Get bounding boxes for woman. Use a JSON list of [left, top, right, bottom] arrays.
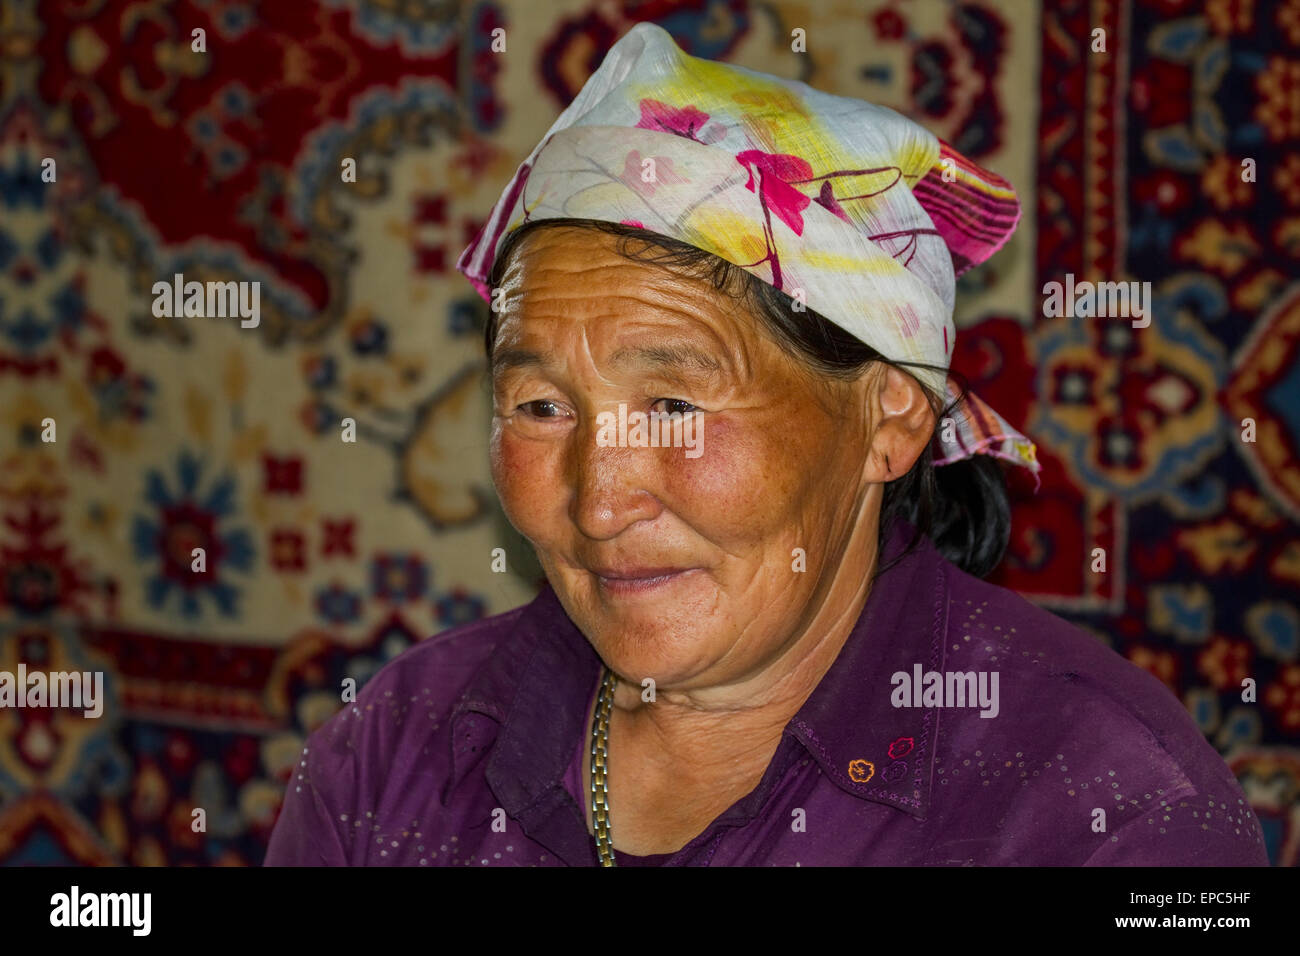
[[265, 23, 1267, 866]]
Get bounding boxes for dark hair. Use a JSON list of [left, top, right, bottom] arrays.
[[484, 218, 1011, 578]]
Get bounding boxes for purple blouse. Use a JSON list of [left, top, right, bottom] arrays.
[[264, 524, 1268, 866]]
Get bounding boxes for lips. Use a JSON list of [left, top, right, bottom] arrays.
[[588, 565, 699, 594], [589, 566, 691, 580]]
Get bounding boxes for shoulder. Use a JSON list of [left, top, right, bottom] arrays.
[[311, 602, 531, 759], [931, 559, 1267, 864], [287, 599, 537, 816], [360, 604, 528, 709], [942, 560, 1209, 775], [265, 602, 535, 864]]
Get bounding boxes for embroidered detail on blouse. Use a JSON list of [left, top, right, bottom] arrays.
[[848, 759, 875, 783], [888, 736, 915, 759], [883, 761, 908, 783]]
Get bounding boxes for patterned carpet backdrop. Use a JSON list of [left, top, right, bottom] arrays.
[[0, 0, 1296, 865]]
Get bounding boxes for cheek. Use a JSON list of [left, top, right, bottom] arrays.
[[663, 416, 812, 544], [490, 428, 563, 539]]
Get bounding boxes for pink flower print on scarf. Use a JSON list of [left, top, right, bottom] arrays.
[[814, 180, 852, 224], [896, 302, 922, 339], [735, 150, 815, 236], [634, 99, 725, 144], [619, 149, 685, 197]]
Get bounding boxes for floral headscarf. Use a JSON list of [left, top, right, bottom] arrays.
[[458, 22, 1038, 477]]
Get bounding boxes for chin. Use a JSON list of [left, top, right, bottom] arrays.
[[594, 624, 722, 689], [562, 581, 729, 687]]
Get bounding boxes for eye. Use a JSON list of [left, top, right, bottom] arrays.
[[651, 398, 699, 416], [517, 399, 567, 419]]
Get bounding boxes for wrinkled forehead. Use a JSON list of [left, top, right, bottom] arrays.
[[492, 227, 758, 356]]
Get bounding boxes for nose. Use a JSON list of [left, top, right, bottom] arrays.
[[567, 416, 664, 540]]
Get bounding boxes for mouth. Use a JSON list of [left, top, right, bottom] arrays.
[[589, 566, 700, 595]]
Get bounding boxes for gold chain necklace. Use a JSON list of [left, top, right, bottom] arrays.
[[590, 666, 617, 866]]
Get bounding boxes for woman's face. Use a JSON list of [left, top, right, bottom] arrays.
[[489, 225, 885, 691]]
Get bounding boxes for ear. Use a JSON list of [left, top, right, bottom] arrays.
[[863, 365, 937, 483]]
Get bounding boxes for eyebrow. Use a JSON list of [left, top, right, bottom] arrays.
[[609, 344, 723, 374], [490, 347, 545, 378], [490, 344, 724, 378]]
